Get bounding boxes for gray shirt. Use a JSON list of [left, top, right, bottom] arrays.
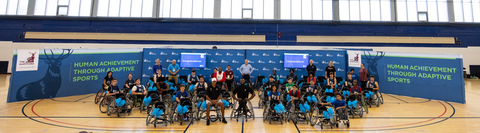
[[239, 64, 254, 74]]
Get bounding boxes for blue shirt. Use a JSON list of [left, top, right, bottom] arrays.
[[268, 91, 280, 100], [176, 91, 189, 99], [153, 64, 162, 75], [168, 64, 180, 75], [239, 64, 254, 74], [351, 73, 360, 82], [331, 100, 346, 109]]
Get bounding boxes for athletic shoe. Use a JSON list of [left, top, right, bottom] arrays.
[[206, 120, 210, 125], [222, 118, 227, 124]]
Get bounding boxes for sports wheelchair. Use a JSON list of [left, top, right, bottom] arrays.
[[230, 99, 255, 122], [263, 100, 287, 124], [171, 98, 196, 125], [146, 101, 171, 127], [106, 93, 132, 117]]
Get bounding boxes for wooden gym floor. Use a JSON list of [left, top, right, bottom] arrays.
[[0, 74, 479, 133]]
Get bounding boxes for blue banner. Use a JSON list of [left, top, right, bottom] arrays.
[[8, 49, 143, 102], [361, 51, 465, 103], [246, 50, 347, 83], [142, 48, 245, 84]]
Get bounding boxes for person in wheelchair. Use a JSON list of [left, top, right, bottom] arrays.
[[156, 77, 170, 96], [319, 94, 348, 120], [345, 72, 354, 89], [285, 77, 295, 92], [131, 79, 146, 106], [367, 75, 379, 91], [265, 76, 278, 90], [124, 73, 135, 92], [326, 72, 337, 89], [195, 77, 208, 93], [307, 80, 318, 96], [187, 70, 199, 85], [350, 80, 362, 96], [287, 69, 298, 84], [105, 78, 120, 97], [288, 85, 301, 109], [307, 72, 317, 83], [205, 78, 228, 125], [271, 70, 280, 84], [233, 78, 256, 115], [269, 85, 281, 103], [175, 85, 192, 120]]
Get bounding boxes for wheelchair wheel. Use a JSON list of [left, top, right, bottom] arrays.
[[310, 108, 319, 126], [94, 88, 105, 104], [98, 96, 108, 113], [379, 91, 384, 104], [106, 99, 116, 116], [361, 95, 369, 114], [263, 108, 268, 122], [374, 93, 380, 107]]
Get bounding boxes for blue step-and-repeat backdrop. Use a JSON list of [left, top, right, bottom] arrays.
[[141, 48, 246, 84], [245, 50, 347, 82]]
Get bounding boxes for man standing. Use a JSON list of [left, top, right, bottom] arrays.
[[239, 59, 254, 82], [153, 59, 163, 83], [225, 65, 234, 91], [306, 60, 317, 77], [168, 59, 180, 84], [205, 78, 228, 125], [232, 79, 256, 115]]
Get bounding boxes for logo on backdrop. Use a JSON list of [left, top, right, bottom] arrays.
[[253, 67, 259, 71], [280, 75, 286, 78], [332, 61, 339, 64], [274, 67, 281, 71], [312, 61, 319, 64], [237, 53, 244, 56], [316, 53, 323, 57], [226, 52, 233, 56], [143, 74, 150, 77], [317, 68, 324, 71], [148, 66, 153, 70], [204, 68, 212, 71], [252, 53, 259, 56], [258, 60, 265, 63], [269, 60, 276, 64], [234, 75, 239, 78], [248, 59, 254, 64], [337, 54, 344, 57], [326, 54, 333, 57], [210, 59, 218, 63], [162, 68, 167, 70], [284, 68, 289, 71], [338, 68, 345, 72], [263, 53, 270, 56], [236, 67, 240, 71], [279, 60, 284, 63], [160, 52, 167, 55], [221, 60, 229, 63], [273, 53, 280, 56], [322, 60, 329, 64], [144, 59, 151, 62], [166, 59, 172, 63], [16, 49, 40, 71], [171, 52, 178, 55], [232, 60, 239, 63], [263, 67, 270, 71], [215, 52, 222, 56], [17, 49, 73, 101], [348, 50, 362, 67], [149, 52, 156, 55], [205, 52, 211, 55], [363, 51, 385, 80], [182, 68, 189, 70]]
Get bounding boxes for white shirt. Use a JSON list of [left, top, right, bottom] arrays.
[[131, 85, 145, 93], [216, 71, 224, 81]]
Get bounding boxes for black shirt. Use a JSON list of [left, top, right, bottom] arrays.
[[206, 84, 221, 100], [104, 76, 113, 85], [287, 74, 298, 83], [265, 81, 277, 91], [125, 79, 134, 88], [108, 85, 120, 93], [325, 66, 336, 76], [233, 85, 254, 99], [306, 64, 317, 74]]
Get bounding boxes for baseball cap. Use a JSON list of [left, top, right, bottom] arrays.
[[211, 78, 217, 82]]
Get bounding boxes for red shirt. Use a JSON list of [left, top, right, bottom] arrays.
[[225, 70, 234, 80], [359, 68, 368, 81], [350, 86, 362, 93], [216, 71, 226, 82], [307, 77, 317, 83], [289, 90, 301, 98]]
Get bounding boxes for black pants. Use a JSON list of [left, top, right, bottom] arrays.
[[238, 99, 248, 113], [243, 74, 250, 83], [225, 79, 233, 91], [361, 81, 367, 91]]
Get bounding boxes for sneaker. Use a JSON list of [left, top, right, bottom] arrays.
[[206, 120, 210, 125], [222, 118, 227, 124]]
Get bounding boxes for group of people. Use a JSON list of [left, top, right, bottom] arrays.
[[98, 56, 376, 126]]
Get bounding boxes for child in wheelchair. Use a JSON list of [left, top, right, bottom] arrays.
[[259, 76, 278, 108], [146, 100, 170, 127], [263, 85, 286, 124], [319, 94, 349, 128], [131, 79, 146, 109], [172, 85, 195, 125], [104, 79, 132, 116]]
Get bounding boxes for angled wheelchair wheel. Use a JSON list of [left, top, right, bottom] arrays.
[[94, 88, 104, 104], [106, 99, 116, 116], [310, 108, 319, 126], [99, 97, 109, 113], [379, 92, 384, 104]]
